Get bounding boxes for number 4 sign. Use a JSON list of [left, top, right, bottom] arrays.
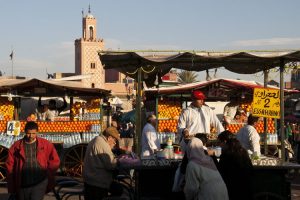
[[7, 121, 21, 136]]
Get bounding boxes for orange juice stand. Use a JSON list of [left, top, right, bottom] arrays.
[[145, 78, 298, 146], [100, 50, 300, 200], [0, 78, 111, 179]]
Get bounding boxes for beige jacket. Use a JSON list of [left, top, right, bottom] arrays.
[[83, 135, 117, 189]]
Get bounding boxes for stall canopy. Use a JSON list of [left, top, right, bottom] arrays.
[[99, 50, 300, 84], [0, 78, 111, 97], [145, 78, 299, 98]]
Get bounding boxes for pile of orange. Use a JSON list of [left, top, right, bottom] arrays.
[[0, 98, 14, 121], [157, 100, 182, 133], [0, 120, 101, 133], [254, 118, 276, 134], [0, 120, 7, 131], [71, 98, 101, 119], [86, 98, 101, 113], [227, 123, 245, 134], [227, 118, 276, 134], [240, 103, 252, 113], [157, 101, 182, 119], [158, 119, 178, 132]]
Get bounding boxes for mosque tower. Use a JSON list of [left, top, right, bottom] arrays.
[[75, 5, 105, 88]]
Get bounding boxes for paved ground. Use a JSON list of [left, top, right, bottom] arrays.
[[1, 176, 300, 200]]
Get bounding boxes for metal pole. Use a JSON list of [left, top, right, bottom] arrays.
[[280, 59, 286, 162], [11, 58, 14, 78], [135, 67, 142, 156], [263, 70, 268, 155], [155, 95, 158, 131]]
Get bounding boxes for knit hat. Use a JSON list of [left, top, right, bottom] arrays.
[[103, 126, 120, 140], [192, 90, 206, 100]]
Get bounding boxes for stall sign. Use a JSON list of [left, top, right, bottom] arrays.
[[207, 88, 226, 98], [7, 120, 21, 136], [252, 88, 280, 119]]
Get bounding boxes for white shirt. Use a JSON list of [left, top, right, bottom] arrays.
[[177, 105, 224, 136], [236, 124, 261, 156], [141, 123, 160, 157], [223, 103, 238, 123]]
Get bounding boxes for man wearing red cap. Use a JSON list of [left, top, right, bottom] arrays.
[[177, 90, 224, 151]]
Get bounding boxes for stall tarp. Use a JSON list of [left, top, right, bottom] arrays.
[[0, 78, 111, 97], [145, 78, 299, 95], [99, 50, 300, 75]]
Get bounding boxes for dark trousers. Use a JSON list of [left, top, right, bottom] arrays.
[[84, 181, 123, 200], [18, 178, 48, 200], [84, 182, 108, 200]]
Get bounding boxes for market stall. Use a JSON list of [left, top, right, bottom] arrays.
[[144, 78, 298, 148], [100, 50, 300, 200], [0, 78, 110, 180]]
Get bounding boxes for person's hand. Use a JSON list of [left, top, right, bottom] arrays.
[[207, 149, 215, 156], [183, 129, 189, 139]]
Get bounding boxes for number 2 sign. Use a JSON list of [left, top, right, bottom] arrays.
[[252, 88, 280, 119], [7, 121, 21, 136]]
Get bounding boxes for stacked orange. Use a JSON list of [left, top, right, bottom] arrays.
[[157, 101, 182, 119], [86, 98, 101, 113], [0, 120, 7, 131], [71, 101, 82, 117], [227, 123, 244, 134], [35, 121, 100, 133], [240, 103, 252, 113], [254, 118, 276, 134], [71, 99, 101, 120], [0, 98, 14, 121], [158, 119, 178, 132], [0, 120, 101, 133], [157, 100, 182, 133]]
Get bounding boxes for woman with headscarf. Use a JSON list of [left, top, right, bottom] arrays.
[[184, 137, 228, 200], [218, 138, 253, 200]]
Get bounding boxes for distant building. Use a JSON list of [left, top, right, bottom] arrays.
[[291, 68, 300, 89], [54, 73, 76, 79], [74, 7, 105, 89]]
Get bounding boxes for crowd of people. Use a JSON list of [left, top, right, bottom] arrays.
[[5, 89, 300, 200]]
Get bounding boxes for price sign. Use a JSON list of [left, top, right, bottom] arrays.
[[7, 120, 21, 136], [252, 88, 280, 119]]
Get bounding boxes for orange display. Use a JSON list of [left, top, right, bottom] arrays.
[[0, 98, 14, 121], [227, 118, 276, 134], [157, 100, 182, 133], [71, 98, 101, 119], [0, 120, 100, 133], [157, 101, 182, 119], [158, 119, 178, 132]]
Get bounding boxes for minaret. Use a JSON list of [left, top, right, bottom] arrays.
[[75, 6, 105, 88]]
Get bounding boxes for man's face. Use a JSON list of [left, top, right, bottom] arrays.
[[193, 99, 204, 107], [25, 129, 37, 143], [150, 118, 157, 127], [107, 136, 117, 149]]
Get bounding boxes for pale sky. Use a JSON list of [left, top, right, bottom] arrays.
[[0, 0, 299, 83]]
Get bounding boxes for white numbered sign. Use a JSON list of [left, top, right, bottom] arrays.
[[7, 120, 21, 136]]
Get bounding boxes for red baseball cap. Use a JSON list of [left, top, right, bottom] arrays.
[[192, 90, 206, 100]]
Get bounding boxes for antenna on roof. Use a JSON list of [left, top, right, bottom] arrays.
[[82, 9, 84, 18], [46, 68, 54, 79], [88, 4, 91, 14]]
